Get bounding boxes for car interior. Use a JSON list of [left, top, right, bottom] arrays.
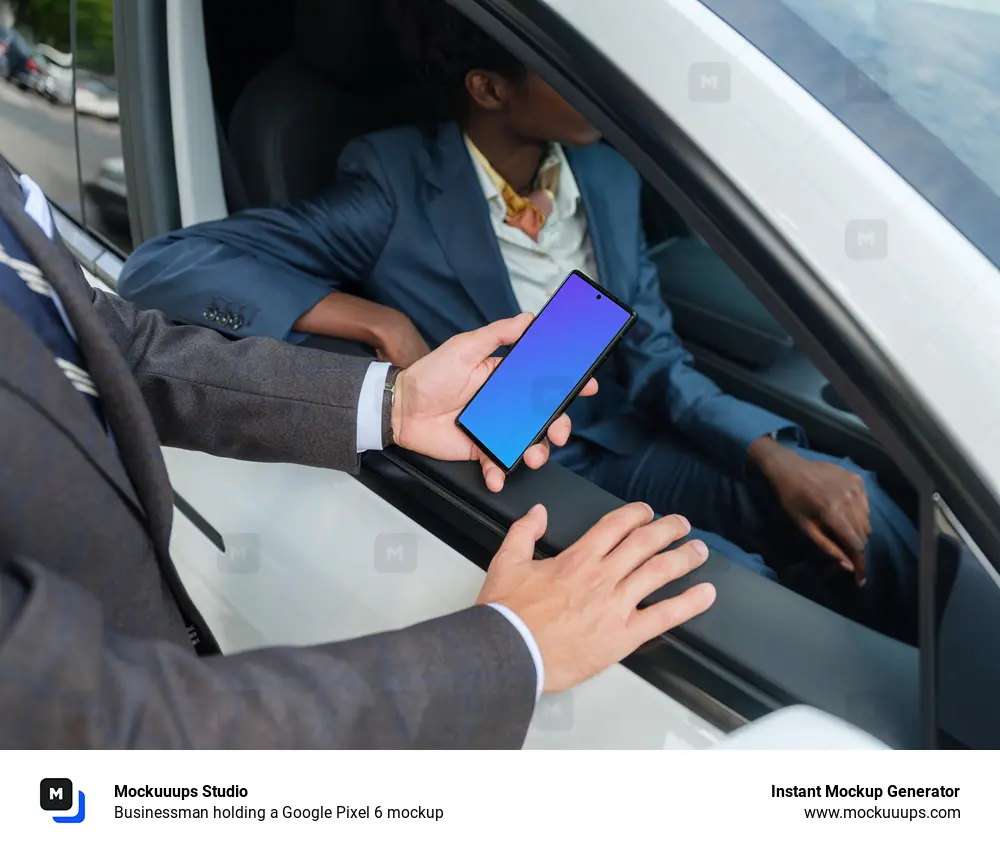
[[181, 0, 933, 744], [202, 0, 915, 516]]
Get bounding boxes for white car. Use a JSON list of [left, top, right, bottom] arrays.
[[35, 43, 73, 104], [36, 42, 72, 69], [42, 61, 73, 105], [16, 0, 1000, 750], [75, 77, 119, 120]]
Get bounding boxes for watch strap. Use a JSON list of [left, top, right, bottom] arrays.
[[381, 365, 403, 448]]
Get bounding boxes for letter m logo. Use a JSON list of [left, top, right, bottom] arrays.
[[375, 533, 417, 573]]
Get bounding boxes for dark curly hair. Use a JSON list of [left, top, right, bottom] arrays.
[[383, 0, 528, 115]]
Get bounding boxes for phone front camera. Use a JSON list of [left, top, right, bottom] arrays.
[[596, 294, 602, 299]]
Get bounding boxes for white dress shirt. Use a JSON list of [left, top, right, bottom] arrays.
[[17, 174, 544, 701], [465, 139, 599, 315]]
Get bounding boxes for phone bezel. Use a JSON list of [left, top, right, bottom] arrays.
[[455, 269, 638, 474]]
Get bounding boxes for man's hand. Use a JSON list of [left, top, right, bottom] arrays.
[[478, 503, 716, 693], [749, 437, 871, 586], [390, 313, 598, 492], [292, 293, 430, 366], [373, 309, 431, 368]]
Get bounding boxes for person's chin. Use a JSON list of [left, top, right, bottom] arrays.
[[559, 129, 601, 149]]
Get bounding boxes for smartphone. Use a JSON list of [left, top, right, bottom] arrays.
[[457, 270, 637, 473]]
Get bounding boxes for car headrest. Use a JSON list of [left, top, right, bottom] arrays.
[[294, 0, 410, 92]]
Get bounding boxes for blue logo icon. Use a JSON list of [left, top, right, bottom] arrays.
[[40, 779, 86, 823]]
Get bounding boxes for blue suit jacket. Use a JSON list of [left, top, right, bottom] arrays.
[[120, 122, 797, 472]]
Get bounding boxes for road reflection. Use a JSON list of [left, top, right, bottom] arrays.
[[0, 76, 128, 252]]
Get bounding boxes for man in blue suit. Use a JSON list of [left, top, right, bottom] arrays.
[[119, 0, 916, 643]]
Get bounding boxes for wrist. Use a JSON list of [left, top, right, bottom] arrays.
[[748, 434, 791, 476], [369, 307, 405, 351], [389, 367, 409, 450]]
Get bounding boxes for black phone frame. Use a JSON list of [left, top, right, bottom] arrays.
[[456, 269, 638, 474]]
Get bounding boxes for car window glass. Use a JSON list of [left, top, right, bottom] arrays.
[[75, 0, 130, 253], [933, 497, 1000, 748], [0, 1, 80, 221], [700, 0, 1000, 271]]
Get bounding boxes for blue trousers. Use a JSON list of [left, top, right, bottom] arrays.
[[559, 435, 919, 644]]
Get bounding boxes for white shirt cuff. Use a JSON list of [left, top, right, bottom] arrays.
[[356, 361, 391, 453], [488, 603, 544, 702], [19, 173, 55, 239]]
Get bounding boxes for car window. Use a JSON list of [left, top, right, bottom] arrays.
[[700, 0, 1000, 271], [0, 2, 80, 222], [75, 0, 131, 254], [934, 497, 1000, 748]]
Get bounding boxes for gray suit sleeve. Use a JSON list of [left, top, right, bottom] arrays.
[[91, 287, 372, 471], [0, 556, 537, 748]]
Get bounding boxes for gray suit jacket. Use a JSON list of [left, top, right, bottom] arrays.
[[0, 167, 535, 748]]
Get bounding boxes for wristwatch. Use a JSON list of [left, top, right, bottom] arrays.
[[381, 365, 403, 448]]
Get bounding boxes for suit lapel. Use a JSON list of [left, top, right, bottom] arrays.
[[0, 170, 172, 534], [566, 145, 623, 292], [424, 123, 521, 326], [0, 299, 143, 510]]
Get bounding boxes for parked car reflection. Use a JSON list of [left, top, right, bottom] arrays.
[[37, 42, 72, 105], [84, 155, 128, 232], [0, 26, 43, 89], [76, 74, 118, 121]]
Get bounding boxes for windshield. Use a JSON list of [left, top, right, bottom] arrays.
[[701, 0, 1000, 269]]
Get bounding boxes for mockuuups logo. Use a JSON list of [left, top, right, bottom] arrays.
[[40, 778, 86, 823]]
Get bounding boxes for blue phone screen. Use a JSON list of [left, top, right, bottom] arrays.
[[458, 273, 632, 469]]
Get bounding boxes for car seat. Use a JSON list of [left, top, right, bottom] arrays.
[[226, 0, 436, 208]]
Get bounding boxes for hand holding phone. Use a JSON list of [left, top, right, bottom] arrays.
[[457, 271, 637, 473]]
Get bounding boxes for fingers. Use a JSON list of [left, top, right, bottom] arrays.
[[819, 492, 869, 582], [801, 519, 853, 573], [461, 313, 533, 362], [480, 355, 503, 376], [853, 548, 868, 588], [632, 583, 717, 643], [823, 512, 867, 562], [620, 538, 710, 603], [522, 438, 551, 469], [497, 504, 548, 563], [578, 377, 598, 398], [608, 513, 692, 580], [850, 490, 871, 587], [478, 455, 506, 493], [570, 502, 655, 560], [546, 414, 571, 447]]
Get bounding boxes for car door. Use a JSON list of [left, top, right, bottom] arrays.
[[487, 0, 999, 747]]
